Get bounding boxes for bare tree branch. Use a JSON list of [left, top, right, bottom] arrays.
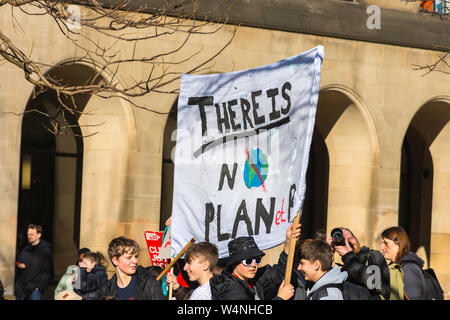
[[0, 0, 235, 137]]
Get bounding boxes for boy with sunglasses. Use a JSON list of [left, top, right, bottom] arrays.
[[210, 222, 300, 300]]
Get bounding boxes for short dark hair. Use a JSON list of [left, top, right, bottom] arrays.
[[77, 247, 91, 265], [298, 239, 334, 271], [27, 224, 43, 234], [78, 247, 91, 256], [184, 242, 219, 272]]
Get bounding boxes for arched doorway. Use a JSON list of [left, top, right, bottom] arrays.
[[16, 63, 102, 279], [300, 127, 329, 240], [316, 87, 378, 247], [399, 99, 449, 263], [160, 100, 177, 231]]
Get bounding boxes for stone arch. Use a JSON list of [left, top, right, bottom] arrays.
[[16, 61, 138, 280], [399, 96, 449, 295], [316, 84, 379, 247]]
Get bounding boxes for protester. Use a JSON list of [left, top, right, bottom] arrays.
[[74, 251, 108, 300], [14, 224, 54, 300], [381, 226, 425, 300], [326, 227, 390, 299], [209, 222, 300, 300], [166, 241, 219, 300], [54, 247, 92, 299], [296, 239, 348, 300], [102, 236, 166, 300], [54, 264, 80, 299], [290, 239, 314, 300], [164, 216, 198, 290]]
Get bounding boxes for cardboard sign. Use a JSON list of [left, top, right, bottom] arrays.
[[157, 225, 172, 260], [144, 231, 169, 269]]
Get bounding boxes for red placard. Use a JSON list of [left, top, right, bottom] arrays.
[[144, 231, 169, 269]]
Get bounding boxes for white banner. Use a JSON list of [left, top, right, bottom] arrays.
[[171, 46, 324, 258]]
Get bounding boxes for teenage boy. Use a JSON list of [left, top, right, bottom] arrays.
[[102, 236, 166, 300], [166, 242, 218, 300], [296, 239, 348, 300], [209, 222, 300, 300]]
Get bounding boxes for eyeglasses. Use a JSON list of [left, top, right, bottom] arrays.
[[241, 256, 263, 267]]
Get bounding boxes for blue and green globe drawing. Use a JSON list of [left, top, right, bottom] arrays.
[[243, 148, 269, 189]]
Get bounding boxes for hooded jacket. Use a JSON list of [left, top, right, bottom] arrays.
[[14, 239, 54, 298], [341, 246, 390, 299], [102, 265, 166, 300], [397, 252, 425, 300], [306, 265, 348, 300], [74, 265, 108, 300], [210, 251, 288, 300]]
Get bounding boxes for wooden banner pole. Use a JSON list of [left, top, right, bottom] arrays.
[[157, 237, 196, 281], [168, 267, 174, 300], [284, 209, 301, 286]]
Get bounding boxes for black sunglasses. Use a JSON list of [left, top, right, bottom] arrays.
[[241, 256, 263, 266]]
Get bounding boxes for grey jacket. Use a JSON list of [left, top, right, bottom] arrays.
[[306, 265, 348, 300], [398, 252, 425, 300]]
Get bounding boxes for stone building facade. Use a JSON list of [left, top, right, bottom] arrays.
[[0, 0, 449, 298]]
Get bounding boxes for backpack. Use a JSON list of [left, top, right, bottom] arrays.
[[389, 263, 444, 300], [307, 281, 373, 300], [422, 268, 444, 300]]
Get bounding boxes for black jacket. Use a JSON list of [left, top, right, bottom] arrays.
[[74, 265, 108, 300], [14, 240, 54, 298], [341, 246, 390, 299], [102, 265, 166, 300], [210, 251, 288, 300]]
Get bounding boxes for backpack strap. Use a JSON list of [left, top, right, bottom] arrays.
[[307, 283, 343, 300]]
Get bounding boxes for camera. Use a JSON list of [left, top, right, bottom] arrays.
[[330, 228, 354, 249], [331, 228, 346, 246]]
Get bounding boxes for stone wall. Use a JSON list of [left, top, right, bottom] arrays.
[[0, 3, 449, 299]]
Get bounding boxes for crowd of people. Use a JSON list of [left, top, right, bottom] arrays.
[[5, 221, 444, 301]]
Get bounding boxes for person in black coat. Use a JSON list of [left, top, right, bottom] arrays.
[[14, 224, 54, 300], [74, 251, 108, 300], [327, 227, 390, 300], [210, 222, 300, 300], [101, 236, 165, 300]]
